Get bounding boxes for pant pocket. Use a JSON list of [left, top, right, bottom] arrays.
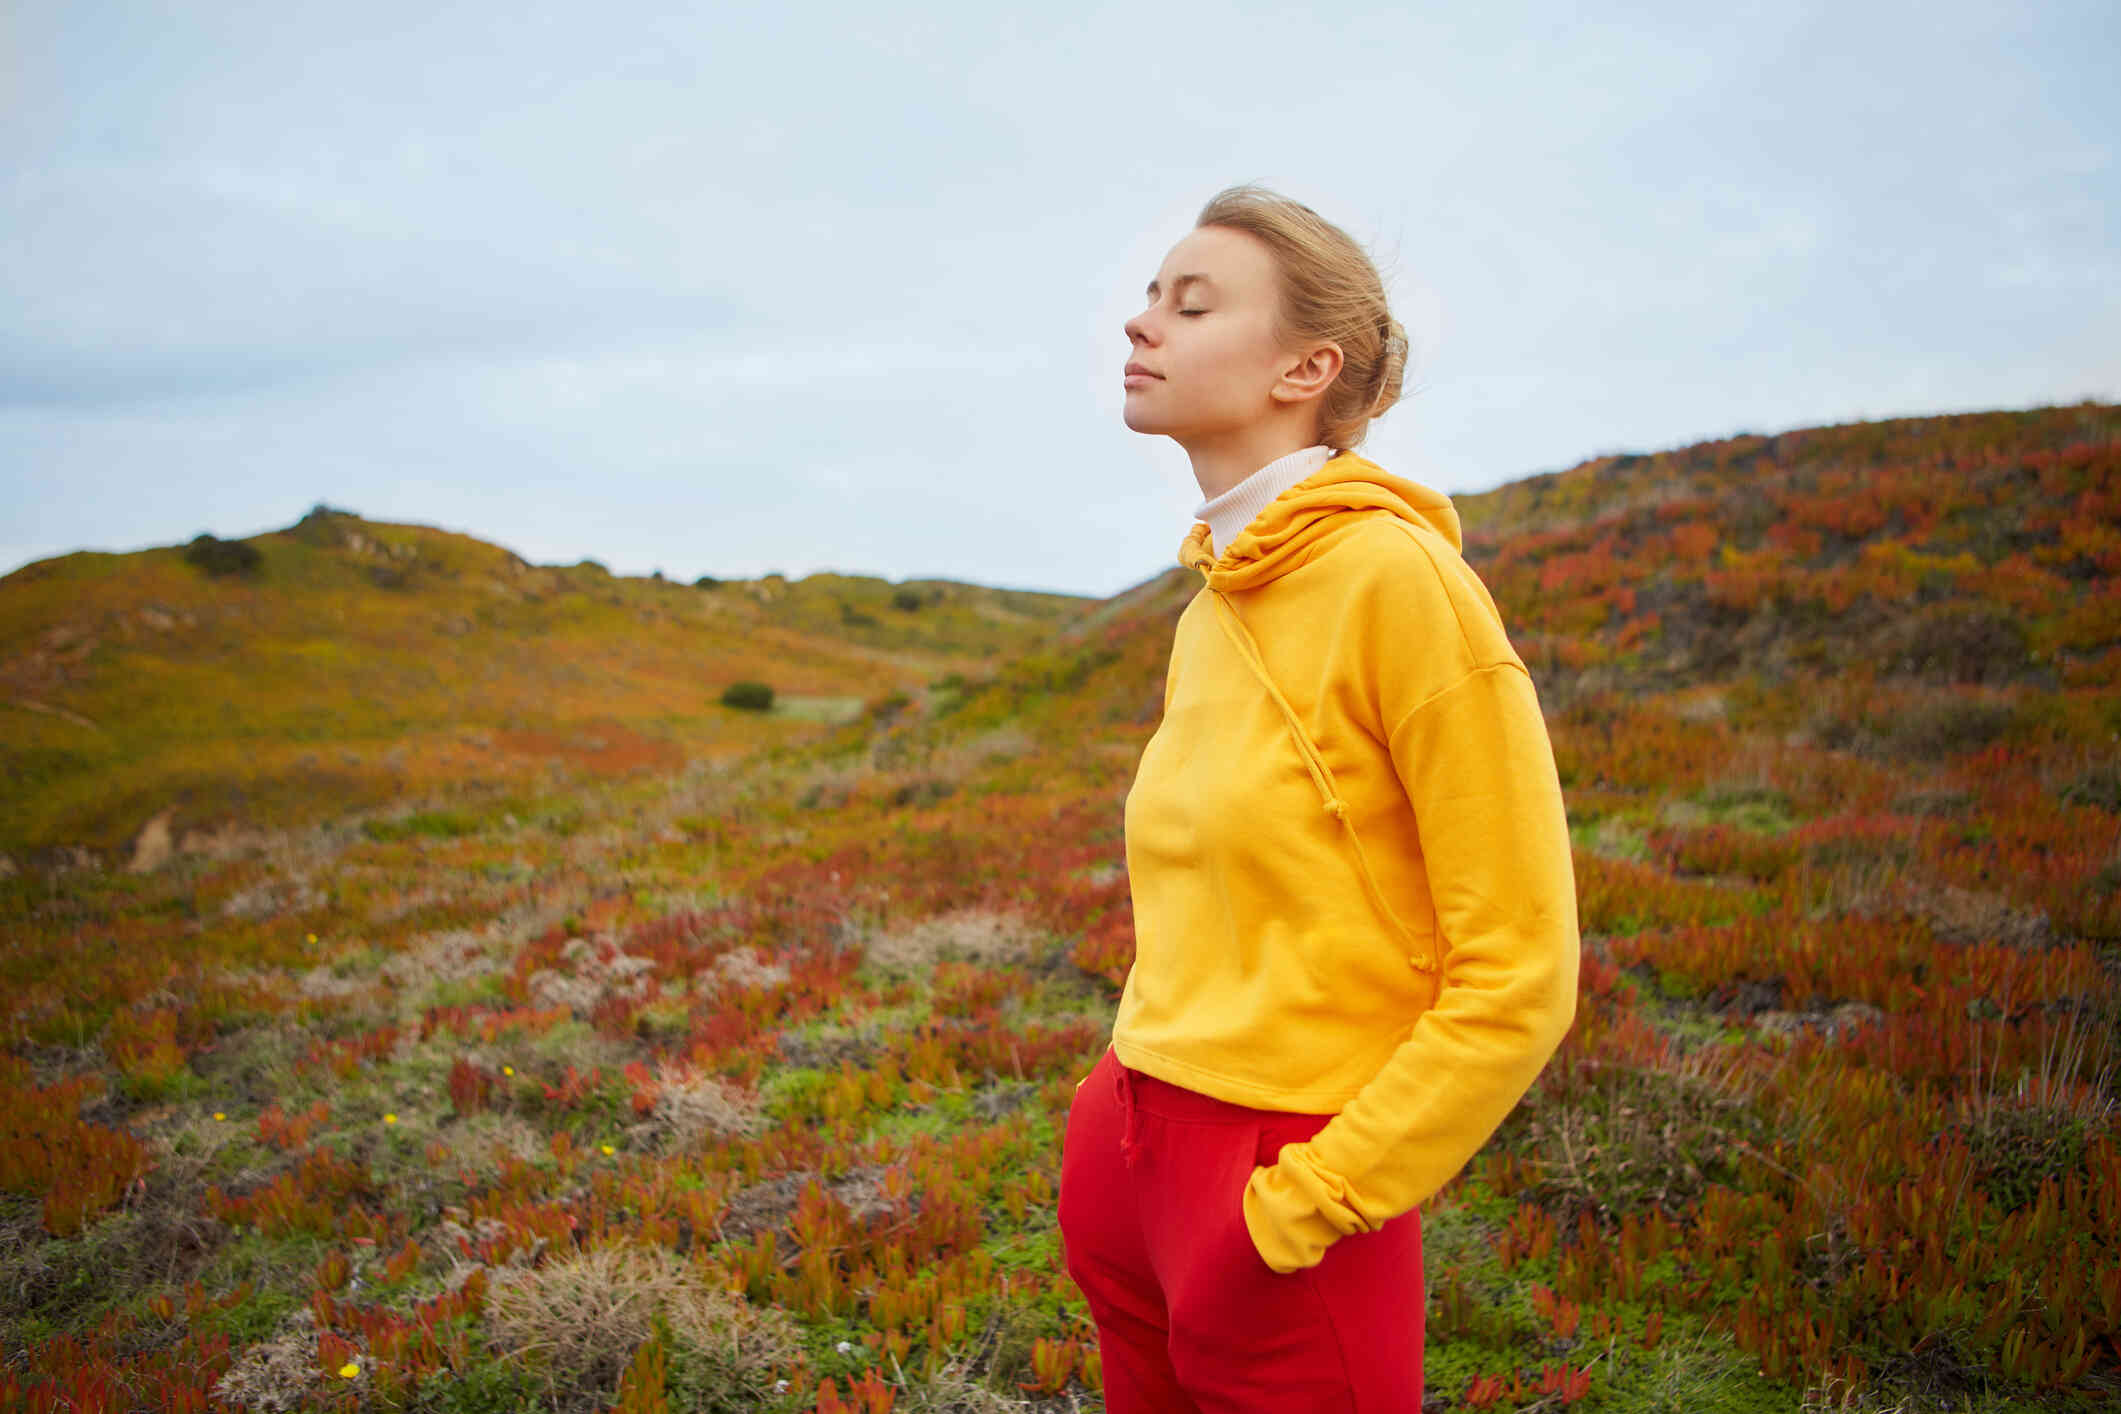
[[1254, 1110, 1332, 1168]]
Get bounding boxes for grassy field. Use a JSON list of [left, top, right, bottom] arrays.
[[0, 508, 1087, 860], [2, 403, 2117, 1412]]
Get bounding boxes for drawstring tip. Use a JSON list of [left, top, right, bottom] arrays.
[[1323, 797, 1348, 821]]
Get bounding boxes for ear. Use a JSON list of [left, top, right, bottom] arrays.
[[1269, 342, 1343, 408]]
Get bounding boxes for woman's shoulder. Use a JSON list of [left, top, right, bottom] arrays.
[[1331, 512, 1517, 669]]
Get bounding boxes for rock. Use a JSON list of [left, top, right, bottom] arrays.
[[1751, 1010, 1806, 1040], [128, 808, 177, 874], [1826, 1002, 1885, 1039]]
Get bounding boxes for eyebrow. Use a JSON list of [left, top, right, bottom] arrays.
[[1144, 273, 1215, 299]]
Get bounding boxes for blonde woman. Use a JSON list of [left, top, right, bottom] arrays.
[[1057, 185, 1580, 1411]]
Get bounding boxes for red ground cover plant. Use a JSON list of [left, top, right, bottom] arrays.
[[3, 405, 2116, 1410]]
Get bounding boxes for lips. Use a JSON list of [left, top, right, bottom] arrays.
[[1124, 362, 1161, 380]]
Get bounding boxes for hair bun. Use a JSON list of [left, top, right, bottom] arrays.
[[1194, 183, 1407, 450]]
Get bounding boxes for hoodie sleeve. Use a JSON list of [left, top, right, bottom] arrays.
[[1239, 546, 1580, 1274]]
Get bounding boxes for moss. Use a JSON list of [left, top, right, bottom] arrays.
[[757, 1066, 833, 1123], [191, 1277, 299, 1346], [405, 1356, 549, 1414]]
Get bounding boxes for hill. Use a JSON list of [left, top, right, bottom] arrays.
[[2, 402, 2117, 1413], [0, 506, 1090, 860]]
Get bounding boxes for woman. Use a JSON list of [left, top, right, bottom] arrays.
[[1057, 184, 1580, 1412]]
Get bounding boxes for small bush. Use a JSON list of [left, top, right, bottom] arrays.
[[2060, 764, 2121, 814], [288, 504, 359, 546], [720, 681, 774, 712], [1878, 696, 2018, 760], [888, 777, 955, 809], [892, 588, 924, 611], [1890, 605, 2030, 683], [183, 534, 262, 578], [1504, 1042, 1770, 1217], [694, 574, 721, 589]]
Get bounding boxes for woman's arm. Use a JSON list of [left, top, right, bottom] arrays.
[[1241, 572, 1580, 1274]]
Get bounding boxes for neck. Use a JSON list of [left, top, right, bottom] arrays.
[[1182, 422, 1325, 501]]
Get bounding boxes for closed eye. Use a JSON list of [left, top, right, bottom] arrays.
[[1180, 309, 1207, 317]]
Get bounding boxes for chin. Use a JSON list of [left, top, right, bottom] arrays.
[[1122, 404, 1174, 437]]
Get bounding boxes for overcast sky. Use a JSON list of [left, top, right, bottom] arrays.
[[5, 1, 2115, 598]]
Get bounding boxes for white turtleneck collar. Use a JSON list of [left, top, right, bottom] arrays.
[[1192, 444, 1334, 556]]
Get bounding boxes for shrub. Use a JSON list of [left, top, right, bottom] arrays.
[[1890, 605, 2030, 683], [1878, 696, 2018, 760], [720, 681, 774, 712], [888, 777, 955, 809], [892, 588, 924, 611], [2060, 764, 2121, 814], [182, 534, 262, 578], [694, 574, 721, 589], [289, 503, 359, 545]]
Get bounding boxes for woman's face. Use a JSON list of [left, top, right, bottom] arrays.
[[1122, 225, 1294, 444]]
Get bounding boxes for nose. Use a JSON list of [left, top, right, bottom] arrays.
[[1123, 304, 1155, 347]]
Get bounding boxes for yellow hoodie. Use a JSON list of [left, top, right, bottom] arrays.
[[1113, 449, 1580, 1274]]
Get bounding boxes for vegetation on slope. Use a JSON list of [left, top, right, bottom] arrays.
[[2, 402, 2117, 1412], [0, 504, 1088, 859]]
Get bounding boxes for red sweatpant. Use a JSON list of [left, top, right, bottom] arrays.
[[1058, 1044, 1425, 1412]]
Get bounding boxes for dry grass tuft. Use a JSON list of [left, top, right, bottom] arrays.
[[639, 1057, 766, 1147], [524, 934, 660, 1016], [211, 1306, 324, 1412], [888, 1351, 1042, 1411], [700, 945, 792, 994], [378, 925, 512, 993], [861, 908, 1046, 973], [927, 725, 1037, 780], [453, 1111, 552, 1168], [1801, 1370, 1918, 1412], [481, 1240, 797, 1401], [1885, 880, 2054, 949]]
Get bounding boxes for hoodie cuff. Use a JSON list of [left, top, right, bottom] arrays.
[[1242, 1144, 1371, 1274]]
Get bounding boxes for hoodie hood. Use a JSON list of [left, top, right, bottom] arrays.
[[1179, 450, 1462, 591]]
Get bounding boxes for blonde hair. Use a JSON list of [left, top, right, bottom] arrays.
[[1194, 183, 1408, 452]]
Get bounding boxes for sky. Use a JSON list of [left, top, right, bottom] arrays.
[[4, 1, 2116, 600]]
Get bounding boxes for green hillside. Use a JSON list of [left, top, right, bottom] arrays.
[[0, 506, 1089, 859]]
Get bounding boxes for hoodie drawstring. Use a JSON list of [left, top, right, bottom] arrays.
[[1113, 1059, 1143, 1168], [1201, 586, 1437, 975]]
